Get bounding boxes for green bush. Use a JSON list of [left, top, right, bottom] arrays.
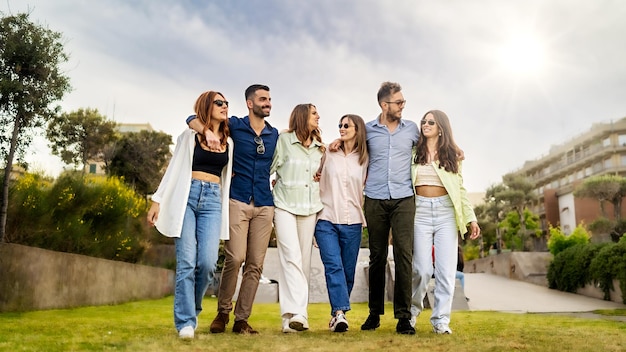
[[547, 224, 590, 256], [589, 240, 626, 303], [547, 243, 607, 292], [6, 171, 150, 263]]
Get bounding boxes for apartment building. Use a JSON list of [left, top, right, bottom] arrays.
[[506, 117, 626, 236], [85, 123, 154, 175]]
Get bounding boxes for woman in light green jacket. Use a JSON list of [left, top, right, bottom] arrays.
[[410, 110, 480, 335], [271, 103, 325, 333]]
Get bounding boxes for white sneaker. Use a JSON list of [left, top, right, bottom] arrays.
[[281, 317, 297, 333], [433, 323, 452, 334], [178, 325, 195, 339], [289, 314, 309, 331], [409, 315, 416, 328], [329, 313, 349, 332]]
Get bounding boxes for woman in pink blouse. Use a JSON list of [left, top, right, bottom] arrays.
[[314, 114, 369, 332]]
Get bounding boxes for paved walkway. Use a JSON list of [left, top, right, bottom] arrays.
[[464, 273, 625, 313]]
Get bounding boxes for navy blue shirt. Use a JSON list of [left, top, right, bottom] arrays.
[[187, 115, 278, 206]]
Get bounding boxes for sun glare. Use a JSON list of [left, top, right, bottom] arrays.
[[498, 34, 546, 76]]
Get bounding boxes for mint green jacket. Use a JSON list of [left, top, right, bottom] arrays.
[[270, 131, 324, 216], [411, 158, 477, 238]]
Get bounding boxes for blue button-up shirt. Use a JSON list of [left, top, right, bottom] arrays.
[[364, 116, 419, 200], [187, 115, 278, 206]]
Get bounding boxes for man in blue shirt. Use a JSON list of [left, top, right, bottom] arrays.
[[187, 84, 279, 335], [360, 82, 419, 335]]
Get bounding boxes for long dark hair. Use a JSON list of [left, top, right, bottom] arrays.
[[194, 90, 230, 147], [413, 109, 460, 174], [288, 103, 325, 153]]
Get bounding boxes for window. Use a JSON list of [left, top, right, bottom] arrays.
[[603, 137, 611, 147], [89, 164, 97, 173], [585, 167, 592, 176], [577, 170, 584, 179], [604, 158, 612, 168], [622, 154, 626, 166], [619, 134, 626, 146]]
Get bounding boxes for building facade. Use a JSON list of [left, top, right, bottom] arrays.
[[506, 117, 626, 237]]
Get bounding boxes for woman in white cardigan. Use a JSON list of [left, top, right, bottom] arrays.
[[147, 90, 233, 339]]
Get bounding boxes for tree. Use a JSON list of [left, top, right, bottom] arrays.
[[46, 108, 118, 171], [475, 184, 507, 256], [0, 12, 71, 241], [574, 174, 626, 221], [494, 174, 537, 251], [107, 130, 172, 196]]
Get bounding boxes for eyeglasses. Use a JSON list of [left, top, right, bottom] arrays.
[[214, 99, 229, 107], [254, 136, 265, 154], [338, 123, 354, 129], [385, 100, 406, 106], [421, 119, 436, 126]]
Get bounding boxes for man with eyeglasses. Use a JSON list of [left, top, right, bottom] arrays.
[[360, 81, 419, 335], [186, 84, 279, 335]]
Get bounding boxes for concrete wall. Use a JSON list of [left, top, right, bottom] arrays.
[[0, 243, 174, 312]]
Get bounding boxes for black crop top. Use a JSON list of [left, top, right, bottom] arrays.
[[192, 137, 229, 176]]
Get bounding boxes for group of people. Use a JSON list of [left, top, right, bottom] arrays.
[[146, 82, 480, 339]]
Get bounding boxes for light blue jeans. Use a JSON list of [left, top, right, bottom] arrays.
[[174, 179, 222, 331], [411, 194, 458, 327], [314, 220, 362, 316]]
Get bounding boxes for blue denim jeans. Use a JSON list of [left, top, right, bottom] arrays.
[[314, 219, 362, 316], [174, 179, 222, 331], [411, 194, 458, 327]]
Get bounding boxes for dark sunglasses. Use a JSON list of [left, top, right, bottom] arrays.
[[421, 119, 436, 126], [254, 136, 265, 155], [338, 123, 354, 129], [214, 99, 229, 107]]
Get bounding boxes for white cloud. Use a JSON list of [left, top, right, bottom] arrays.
[[3, 0, 626, 192]]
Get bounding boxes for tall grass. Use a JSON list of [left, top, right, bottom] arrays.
[[0, 297, 624, 352]]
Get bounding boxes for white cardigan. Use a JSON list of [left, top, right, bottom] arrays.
[[151, 128, 233, 240]]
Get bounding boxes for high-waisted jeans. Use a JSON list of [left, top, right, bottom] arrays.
[[174, 179, 222, 331], [411, 194, 458, 327]]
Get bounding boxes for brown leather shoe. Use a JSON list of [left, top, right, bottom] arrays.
[[210, 312, 229, 333], [232, 320, 259, 334]]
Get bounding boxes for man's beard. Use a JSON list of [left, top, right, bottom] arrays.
[[252, 104, 270, 118], [386, 109, 402, 122]]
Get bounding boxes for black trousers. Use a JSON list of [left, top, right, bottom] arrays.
[[364, 195, 415, 319]]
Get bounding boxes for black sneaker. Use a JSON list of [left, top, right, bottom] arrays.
[[396, 318, 416, 335], [360, 314, 380, 330]]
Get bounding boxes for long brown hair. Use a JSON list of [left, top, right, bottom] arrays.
[[339, 114, 368, 165], [288, 103, 325, 152], [414, 109, 461, 174], [194, 91, 230, 147]]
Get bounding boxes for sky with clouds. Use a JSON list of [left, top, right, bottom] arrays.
[[3, 0, 626, 192]]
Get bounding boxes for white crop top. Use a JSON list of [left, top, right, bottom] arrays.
[[414, 163, 444, 187]]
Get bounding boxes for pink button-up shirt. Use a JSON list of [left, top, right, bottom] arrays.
[[317, 149, 368, 226]]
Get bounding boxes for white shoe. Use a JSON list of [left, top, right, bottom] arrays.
[[433, 323, 452, 334], [409, 315, 416, 328], [282, 317, 298, 333], [289, 314, 309, 331], [178, 325, 195, 339], [329, 313, 348, 332]]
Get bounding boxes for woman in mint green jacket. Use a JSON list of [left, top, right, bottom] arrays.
[[271, 103, 325, 333], [409, 110, 480, 335]]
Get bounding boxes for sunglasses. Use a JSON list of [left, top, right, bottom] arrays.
[[254, 136, 265, 155], [214, 99, 229, 107], [338, 123, 354, 129], [421, 119, 436, 126]]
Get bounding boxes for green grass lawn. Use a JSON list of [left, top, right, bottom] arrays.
[[0, 297, 624, 351]]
